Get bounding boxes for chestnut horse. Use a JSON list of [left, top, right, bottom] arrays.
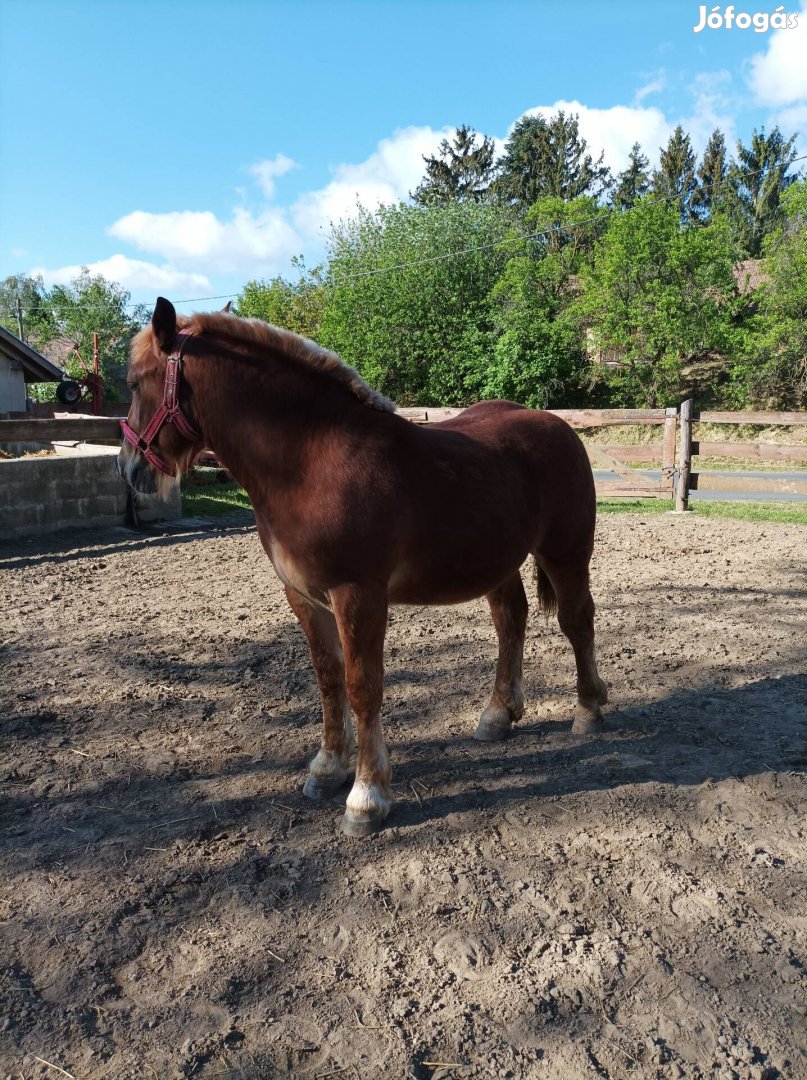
[[118, 298, 607, 836]]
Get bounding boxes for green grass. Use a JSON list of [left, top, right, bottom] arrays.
[[683, 500, 807, 525], [597, 498, 674, 514], [181, 481, 253, 517], [180, 482, 807, 526], [597, 496, 807, 524]]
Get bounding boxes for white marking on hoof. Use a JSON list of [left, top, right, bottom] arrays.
[[345, 780, 390, 820]]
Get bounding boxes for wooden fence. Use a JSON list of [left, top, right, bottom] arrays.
[[4, 404, 807, 508], [675, 400, 807, 510], [400, 406, 678, 499]]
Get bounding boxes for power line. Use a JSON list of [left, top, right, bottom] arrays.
[[10, 151, 807, 322], [151, 151, 807, 305]]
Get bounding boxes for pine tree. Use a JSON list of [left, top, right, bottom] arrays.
[[692, 129, 727, 221], [652, 125, 698, 222], [495, 112, 611, 211], [725, 126, 799, 256], [612, 143, 650, 210], [412, 125, 497, 206]]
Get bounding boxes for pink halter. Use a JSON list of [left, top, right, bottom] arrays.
[[120, 329, 202, 476]]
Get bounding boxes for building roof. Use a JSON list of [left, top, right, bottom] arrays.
[[0, 324, 64, 382], [733, 259, 769, 295]]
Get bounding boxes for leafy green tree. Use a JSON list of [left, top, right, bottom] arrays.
[[692, 129, 727, 220], [320, 201, 515, 405], [725, 126, 799, 256], [733, 180, 807, 406], [47, 269, 148, 393], [579, 198, 740, 406], [486, 198, 606, 407], [652, 125, 698, 223], [495, 112, 611, 210], [612, 143, 651, 211], [0, 274, 56, 348], [412, 125, 498, 206], [235, 257, 325, 339]]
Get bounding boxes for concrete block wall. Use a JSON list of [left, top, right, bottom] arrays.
[[0, 446, 181, 540]]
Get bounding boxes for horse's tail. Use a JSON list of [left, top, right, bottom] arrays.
[[532, 558, 557, 618]]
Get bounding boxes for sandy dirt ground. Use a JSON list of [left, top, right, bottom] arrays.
[[0, 511, 805, 1080]]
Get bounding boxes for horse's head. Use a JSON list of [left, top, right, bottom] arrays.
[[118, 297, 202, 495]]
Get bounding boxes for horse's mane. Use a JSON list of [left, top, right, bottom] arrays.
[[179, 312, 395, 412]]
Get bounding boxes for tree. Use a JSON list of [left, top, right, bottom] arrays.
[[235, 257, 325, 340], [412, 125, 497, 206], [652, 125, 697, 223], [47, 270, 148, 393], [0, 274, 56, 347], [495, 112, 611, 211], [320, 201, 515, 405], [579, 198, 740, 406], [486, 198, 606, 407], [724, 126, 799, 257], [734, 180, 807, 406], [692, 128, 727, 220], [612, 143, 651, 211]]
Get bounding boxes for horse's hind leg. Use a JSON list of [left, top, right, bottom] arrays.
[[475, 572, 528, 742], [284, 586, 354, 800], [536, 555, 608, 734]]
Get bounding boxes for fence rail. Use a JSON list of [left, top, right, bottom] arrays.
[[3, 403, 806, 508], [676, 400, 807, 509]]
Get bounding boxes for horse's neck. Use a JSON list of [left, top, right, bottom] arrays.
[[189, 351, 369, 499]]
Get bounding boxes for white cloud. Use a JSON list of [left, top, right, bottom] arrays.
[[680, 70, 737, 154], [749, 2, 807, 106], [248, 153, 298, 198], [108, 207, 301, 273], [100, 127, 452, 278], [519, 100, 672, 174], [634, 76, 664, 106], [31, 255, 212, 295], [772, 103, 807, 157], [291, 125, 452, 238]]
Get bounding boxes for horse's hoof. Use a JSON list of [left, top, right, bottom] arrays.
[[474, 719, 511, 742], [339, 811, 386, 838], [474, 704, 514, 742], [303, 773, 346, 801], [572, 711, 605, 735]]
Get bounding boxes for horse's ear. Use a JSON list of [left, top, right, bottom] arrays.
[[221, 300, 233, 314], [152, 296, 177, 352]]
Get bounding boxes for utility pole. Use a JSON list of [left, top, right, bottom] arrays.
[[92, 332, 102, 415], [16, 299, 24, 342]]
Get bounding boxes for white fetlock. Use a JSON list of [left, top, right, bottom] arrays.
[[303, 748, 349, 800], [340, 780, 391, 837]]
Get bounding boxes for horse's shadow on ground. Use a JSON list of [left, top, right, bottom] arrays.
[[2, 669, 804, 873]]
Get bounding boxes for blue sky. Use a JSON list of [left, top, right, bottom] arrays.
[[1, 0, 806, 309]]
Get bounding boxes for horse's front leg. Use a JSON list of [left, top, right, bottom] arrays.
[[284, 586, 354, 800], [329, 584, 390, 837]]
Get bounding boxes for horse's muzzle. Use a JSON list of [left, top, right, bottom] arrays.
[[117, 451, 157, 494]]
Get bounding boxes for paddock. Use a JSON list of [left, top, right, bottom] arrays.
[[1, 512, 804, 1079]]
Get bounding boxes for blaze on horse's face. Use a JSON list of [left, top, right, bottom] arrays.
[[117, 298, 195, 495]]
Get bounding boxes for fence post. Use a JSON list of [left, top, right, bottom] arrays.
[[675, 399, 694, 511], [662, 407, 677, 497]]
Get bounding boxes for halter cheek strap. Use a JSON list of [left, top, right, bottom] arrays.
[[120, 329, 202, 476]]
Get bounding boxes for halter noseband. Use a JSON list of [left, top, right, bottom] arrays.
[[120, 329, 202, 476]]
